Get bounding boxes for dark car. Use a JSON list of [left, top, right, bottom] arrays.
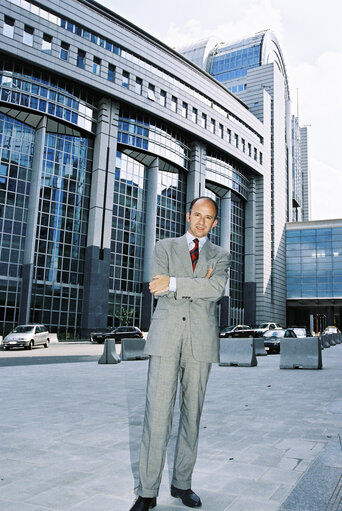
[[219, 325, 255, 338], [91, 326, 143, 344], [263, 328, 297, 354]]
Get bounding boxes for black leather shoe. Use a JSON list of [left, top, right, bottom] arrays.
[[171, 485, 202, 508], [129, 496, 157, 511]]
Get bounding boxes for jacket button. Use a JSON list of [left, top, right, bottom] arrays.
[[182, 317, 186, 321]]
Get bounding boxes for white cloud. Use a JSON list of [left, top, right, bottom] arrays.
[[160, 0, 283, 49], [310, 158, 342, 220]]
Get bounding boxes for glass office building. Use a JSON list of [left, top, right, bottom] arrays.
[[286, 220, 342, 332], [1, 0, 299, 337]]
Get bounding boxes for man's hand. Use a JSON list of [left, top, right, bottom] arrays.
[[206, 267, 213, 278], [149, 275, 170, 296]]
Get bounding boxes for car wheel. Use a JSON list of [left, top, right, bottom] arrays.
[[97, 340, 104, 344], [26, 340, 34, 350], [44, 339, 49, 348]]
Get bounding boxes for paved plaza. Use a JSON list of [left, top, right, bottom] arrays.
[[1, 342, 342, 511]]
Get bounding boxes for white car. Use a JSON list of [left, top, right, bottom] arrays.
[[3, 324, 50, 350], [253, 322, 283, 337]]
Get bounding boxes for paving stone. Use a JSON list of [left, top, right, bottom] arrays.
[[1, 343, 342, 511]]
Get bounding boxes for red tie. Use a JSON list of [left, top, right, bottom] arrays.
[[190, 238, 199, 271]]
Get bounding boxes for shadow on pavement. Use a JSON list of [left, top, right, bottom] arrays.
[[0, 353, 99, 367]]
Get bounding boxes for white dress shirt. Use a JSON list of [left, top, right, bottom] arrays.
[[169, 232, 208, 291]]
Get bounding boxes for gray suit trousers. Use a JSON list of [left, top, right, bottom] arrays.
[[138, 333, 211, 498]]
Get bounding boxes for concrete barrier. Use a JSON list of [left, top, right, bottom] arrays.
[[0, 335, 2, 345], [254, 337, 267, 356], [98, 339, 120, 364], [328, 334, 336, 346], [320, 335, 330, 349], [280, 338, 322, 369], [49, 333, 59, 343], [333, 333, 341, 344], [219, 337, 257, 367], [120, 338, 148, 361]]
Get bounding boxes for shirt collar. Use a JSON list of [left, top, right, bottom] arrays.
[[186, 231, 208, 251]]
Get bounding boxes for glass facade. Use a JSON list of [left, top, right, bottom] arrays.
[[118, 110, 190, 170], [287, 228, 342, 299], [108, 152, 146, 328], [230, 195, 245, 312], [0, 114, 35, 328], [156, 170, 186, 241], [0, 56, 97, 133], [211, 44, 261, 83]]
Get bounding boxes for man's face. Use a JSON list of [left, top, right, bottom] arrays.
[[186, 199, 218, 238]]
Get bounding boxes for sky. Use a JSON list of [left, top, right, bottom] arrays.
[[99, 0, 342, 221]]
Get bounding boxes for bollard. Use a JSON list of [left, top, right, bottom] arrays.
[[280, 338, 322, 369], [328, 334, 336, 346], [333, 333, 341, 344], [320, 335, 330, 349], [98, 339, 120, 364], [254, 337, 267, 356], [49, 333, 59, 343], [121, 338, 148, 361], [219, 337, 257, 367]]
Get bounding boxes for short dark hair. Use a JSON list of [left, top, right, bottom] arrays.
[[189, 196, 218, 219]]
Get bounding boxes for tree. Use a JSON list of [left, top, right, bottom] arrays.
[[114, 307, 134, 326]]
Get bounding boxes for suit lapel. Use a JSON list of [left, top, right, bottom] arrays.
[[173, 234, 193, 275]]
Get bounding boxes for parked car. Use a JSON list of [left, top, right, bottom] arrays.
[[219, 325, 252, 338], [253, 322, 283, 337], [323, 326, 341, 335], [2, 324, 50, 350], [262, 328, 296, 354], [288, 326, 312, 337], [91, 326, 143, 344]]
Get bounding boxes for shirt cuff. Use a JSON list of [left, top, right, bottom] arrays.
[[169, 277, 176, 292]]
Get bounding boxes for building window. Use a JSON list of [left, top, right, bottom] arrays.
[[227, 128, 231, 143], [192, 107, 198, 123], [135, 77, 142, 94], [122, 71, 129, 88], [241, 138, 245, 152], [77, 49, 86, 69], [259, 152, 263, 165], [171, 96, 177, 113], [182, 102, 188, 118], [147, 84, 155, 101], [23, 25, 34, 46], [42, 33, 52, 54], [254, 147, 258, 161], [201, 113, 207, 129], [248, 142, 252, 157], [93, 56, 101, 75], [219, 124, 224, 139], [3, 16, 15, 38], [235, 133, 239, 148], [210, 118, 215, 134], [60, 41, 69, 61], [108, 63, 115, 82], [160, 90, 166, 106]]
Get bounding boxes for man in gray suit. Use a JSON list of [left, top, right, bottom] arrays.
[[130, 197, 230, 511]]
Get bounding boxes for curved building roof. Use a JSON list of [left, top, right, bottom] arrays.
[[178, 30, 290, 100]]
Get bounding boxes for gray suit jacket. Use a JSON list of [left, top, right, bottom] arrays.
[[145, 234, 231, 362]]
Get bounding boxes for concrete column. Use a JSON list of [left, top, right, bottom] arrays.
[[186, 141, 207, 209], [141, 158, 159, 331], [19, 116, 47, 324], [219, 191, 231, 327], [81, 98, 119, 336], [244, 177, 257, 326]]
